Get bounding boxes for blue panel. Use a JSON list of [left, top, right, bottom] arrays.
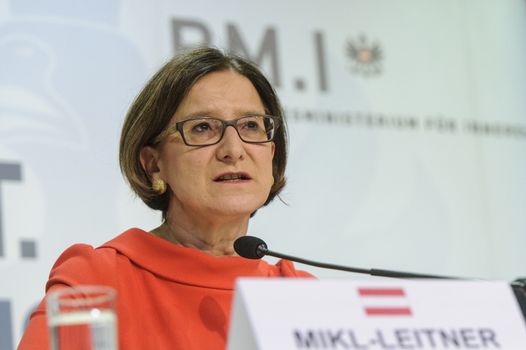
[[0, 300, 13, 350]]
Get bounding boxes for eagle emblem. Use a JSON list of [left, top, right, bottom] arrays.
[[346, 34, 383, 77]]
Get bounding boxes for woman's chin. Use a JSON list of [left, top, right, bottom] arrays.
[[170, 192, 268, 220], [205, 198, 264, 218]]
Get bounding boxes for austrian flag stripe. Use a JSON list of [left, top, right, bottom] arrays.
[[358, 287, 412, 317], [358, 288, 405, 297], [365, 307, 412, 316]]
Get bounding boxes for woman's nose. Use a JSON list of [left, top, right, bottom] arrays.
[[215, 125, 246, 162]]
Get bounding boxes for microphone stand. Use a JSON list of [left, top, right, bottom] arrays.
[[259, 246, 460, 280]]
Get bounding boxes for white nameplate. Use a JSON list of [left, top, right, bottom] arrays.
[[227, 279, 526, 350]]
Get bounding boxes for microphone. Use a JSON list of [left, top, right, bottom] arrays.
[[234, 235, 459, 279]]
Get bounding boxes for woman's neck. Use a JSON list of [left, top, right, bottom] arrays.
[[151, 214, 250, 257]]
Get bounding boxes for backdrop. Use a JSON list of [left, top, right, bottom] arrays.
[[1, 0, 526, 347]]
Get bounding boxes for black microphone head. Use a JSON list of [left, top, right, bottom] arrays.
[[234, 236, 268, 259]]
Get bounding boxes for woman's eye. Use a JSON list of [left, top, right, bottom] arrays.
[[241, 121, 261, 130], [192, 122, 212, 133]]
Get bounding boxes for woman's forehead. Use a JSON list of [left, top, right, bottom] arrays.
[[173, 70, 265, 121]]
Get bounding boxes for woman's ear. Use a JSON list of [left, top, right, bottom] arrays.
[[140, 146, 161, 178], [140, 146, 168, 194]]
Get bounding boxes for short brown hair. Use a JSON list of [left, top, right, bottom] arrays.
[[119, 47, 287, 217]]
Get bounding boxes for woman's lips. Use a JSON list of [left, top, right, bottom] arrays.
[[213, 172, 252, 182]]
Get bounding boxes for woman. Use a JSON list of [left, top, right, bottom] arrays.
[[19, 47, 311, 349]]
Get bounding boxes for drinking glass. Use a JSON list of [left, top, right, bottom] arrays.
[[46, 285, 118, 350]]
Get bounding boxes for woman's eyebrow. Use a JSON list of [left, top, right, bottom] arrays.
[[179, 111, 213, 119], [179, 110, 267, 120]]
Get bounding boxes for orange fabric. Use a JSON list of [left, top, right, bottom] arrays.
[[18, 228, 312, 349]]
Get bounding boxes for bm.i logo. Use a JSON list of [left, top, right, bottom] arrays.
[[171, 18, 330, 93]]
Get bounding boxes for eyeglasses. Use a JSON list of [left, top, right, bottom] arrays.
[[156, 115, 280, 147]]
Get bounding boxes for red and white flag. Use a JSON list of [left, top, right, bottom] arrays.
[[358, 287, 412, 316]]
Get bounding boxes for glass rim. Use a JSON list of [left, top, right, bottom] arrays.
[[47, 285, 116, 307]]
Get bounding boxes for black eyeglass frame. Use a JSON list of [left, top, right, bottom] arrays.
[[155, 115, 281, 147]]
